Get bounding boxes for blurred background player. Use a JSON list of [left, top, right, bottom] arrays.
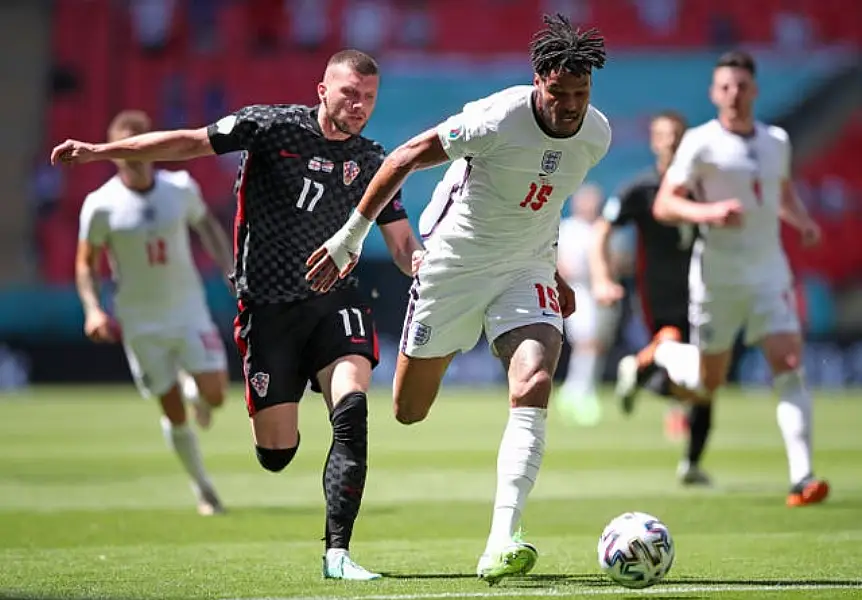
[[75, 110, 232, 515], [654, 51, 829, 506], [591, 111, 713, 484], [307, 14, 609, 584], [556, 183, 626, 426]]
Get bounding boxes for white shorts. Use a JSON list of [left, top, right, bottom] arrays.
[[400, 261, 564, 358], [123, 321, 227, 398], [689, 284, 800, 354], [564, 283, 620, 349]]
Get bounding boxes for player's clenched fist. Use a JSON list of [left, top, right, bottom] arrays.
[[84, 308, 119, 343], [50, 139, 97, 165], [554, 273, 577, 318], [704, 199, 744, 228]]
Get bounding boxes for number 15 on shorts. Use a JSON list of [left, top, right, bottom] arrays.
[[534, 283, 560, 315]]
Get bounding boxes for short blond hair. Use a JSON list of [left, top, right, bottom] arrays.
[[107, 110, 152, 141]]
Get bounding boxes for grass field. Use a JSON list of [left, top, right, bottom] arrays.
[[1, 384, 861, 600]]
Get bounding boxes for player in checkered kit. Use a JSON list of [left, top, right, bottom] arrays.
[[52, 50, 423, 579]]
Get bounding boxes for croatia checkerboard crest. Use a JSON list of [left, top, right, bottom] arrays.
[[249, 372, 270, 398], [541, 150, 562, 174], [343, 160, 361, 186]]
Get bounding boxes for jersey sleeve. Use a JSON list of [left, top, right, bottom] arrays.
[[206, 105, 273, 155], [664, 129, 703, 188], [773, 127, 793, 179], [377, 190, 408, 225], [183, 172, 209, 224], [78, 194, 109, 246], [602, 183, 645, 226], [435, 101, 500, 160]]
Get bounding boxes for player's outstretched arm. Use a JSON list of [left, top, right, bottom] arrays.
[[356, 129, 451, 221], [51, 127, 214, 166], [306, 128, 449, 292]]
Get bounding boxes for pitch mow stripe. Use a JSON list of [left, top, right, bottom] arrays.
[[224, 582, 862, 600]]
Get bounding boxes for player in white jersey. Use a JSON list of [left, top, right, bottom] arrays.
[[654, 51, 829, 507], [556, 183, 625, 426], [76, 110, 234, 515], [307, 14, 611, 583]]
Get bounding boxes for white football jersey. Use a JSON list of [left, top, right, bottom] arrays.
[[665, 119, 793, 287], [423, 85, 611, 269], [78, 170, 212, 335]]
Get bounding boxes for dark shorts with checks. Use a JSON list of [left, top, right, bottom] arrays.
[[233, 287, 379, 415]]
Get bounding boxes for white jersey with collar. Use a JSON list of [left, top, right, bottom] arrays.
[[421, 85, 612, 270], [78, 169, 212, 335], [665, 119, 793, 288]]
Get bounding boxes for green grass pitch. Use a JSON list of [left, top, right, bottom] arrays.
[[1, 384, 861, 599]]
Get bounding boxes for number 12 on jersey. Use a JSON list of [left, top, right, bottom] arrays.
[[146, 237, 167, 266]]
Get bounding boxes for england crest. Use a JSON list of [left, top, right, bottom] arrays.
[[410, 322, 432, 346], [343, 160, 361, 186], [249, 372, 270, 398], [541, 150, 562, 174]]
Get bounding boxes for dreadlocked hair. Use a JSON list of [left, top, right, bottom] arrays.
[[530, 13, 606, 78]]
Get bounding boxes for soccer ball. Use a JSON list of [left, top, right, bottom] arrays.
[[597, 511, 675, 589]]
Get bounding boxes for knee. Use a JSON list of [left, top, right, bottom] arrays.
[[332, 391, 368, 443], [201, 388, 225, 408], [510, 368, 554, 407], [701, 368, 725, 395], [771, 352, 802, 374], [256, 436, 300, 472], [394, 406, 427, 425], [197, 375, 227, 408]]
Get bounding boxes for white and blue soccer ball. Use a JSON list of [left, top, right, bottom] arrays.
[[597, 511, 675, 589]]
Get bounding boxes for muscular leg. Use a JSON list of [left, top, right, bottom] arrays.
[[480, 324, 561, 579], [157, 383, 221, 514], [187, 370, 228, 429], [315, 354, 380, 579], [392, 352, 456, 424], [669, 349, 728, 484], [760, 332, 828, 505], [317, 355, 372, 552]]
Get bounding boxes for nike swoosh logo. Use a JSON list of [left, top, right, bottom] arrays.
[[542, 311, 559, 317], [279, 150, 300, 158]]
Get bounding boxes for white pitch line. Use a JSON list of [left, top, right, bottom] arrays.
[[224, 581, 862, 600]]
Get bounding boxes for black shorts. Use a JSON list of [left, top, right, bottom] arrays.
[[233, 287, 379, 416], [642, 302, 690, 400], [650, 313, 690, 343], [640, 292, 690, 343]]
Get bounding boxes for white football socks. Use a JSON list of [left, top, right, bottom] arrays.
[[564, 349, 600, 398], [160, 416, 213, 491], [774, 370, 813, 485], [654, 340, 703, 392], [484, 406, 546, 553]]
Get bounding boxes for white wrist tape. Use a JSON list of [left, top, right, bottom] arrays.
[[324, 211, 374, 273]]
